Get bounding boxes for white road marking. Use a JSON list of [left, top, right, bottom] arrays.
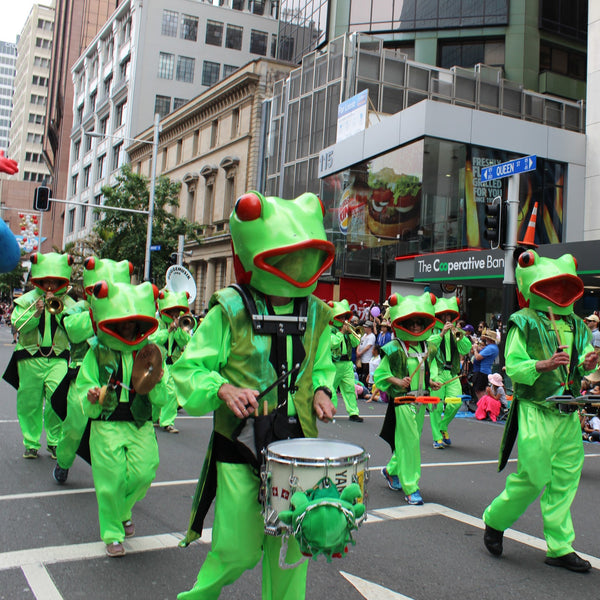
[[340, 570, 414, 600], [21, 563, 63, 600]]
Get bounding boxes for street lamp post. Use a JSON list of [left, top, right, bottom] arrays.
[[85, 112, 161, 282]]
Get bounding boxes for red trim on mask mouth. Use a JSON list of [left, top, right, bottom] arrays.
[[530, 274, 584, 307], [98, 316, 158, 346], [333, 311, 353, 323], [392, 312, 437, 336], [31, 277, 70, 293], [254, 239, 335, 288]]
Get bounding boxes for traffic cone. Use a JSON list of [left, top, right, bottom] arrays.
[[518, 201, 538, 248]]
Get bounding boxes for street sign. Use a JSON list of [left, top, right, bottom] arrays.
[[481, 155, 536, 182], [150, 244, 161, 251]]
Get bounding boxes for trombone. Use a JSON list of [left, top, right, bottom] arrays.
[[15, 291, 67, 333], [343, 320, 363, 342]]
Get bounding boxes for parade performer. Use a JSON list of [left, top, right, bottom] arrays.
[[76, 280, 167, 557], [52, 257, 133, 483], [377, 292, 438, 505], [429, 296, 472, 448], [483, 250, 597, 572], [3, 252, 75, 459], [0, 151, 21, 273], [171, 191, 336, 600], [328, 299, 363, 422], [149, 289, 194, 433]]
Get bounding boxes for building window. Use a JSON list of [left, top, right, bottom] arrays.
[[223, 64, 238, 78], [73, 140, 80, 160], [83, 165, 91, 188], [540, 41, 587, 81], [84, 131, 93, 152], [438, 39, 505, 70], [71, 174, 78, 195], [232, 0, 244, 9], [210, 119, 218, 148], [89, 91, 97, 113], [202, 61, 220, 87], [67, 209, 75, 234], [181, 14, 198, 41], [248, 0, 265, 15], [173, 98, 188, 110], [154, 95, 171, 117], [103, 76, 112, 98], [79, 203, 88, 228], [115, 101, 127, 127], [225, 24, 243, 50], [176, 56, 195, 83], [93, 195, 101, 222], [99, 115, 108, 134], [206, 20, 224, 46], [112, 143, 123, 171], [250, 30, 268, 56], [158, 52, 175, 79], [96, 154, 106, 180], [231, 107, 239, 138], [161, 10, 178, 37]]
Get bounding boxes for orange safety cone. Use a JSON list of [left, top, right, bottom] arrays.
[[518, 201, 538, 247]]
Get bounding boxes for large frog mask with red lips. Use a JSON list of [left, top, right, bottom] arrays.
[[157, 289, 191, 325], [515, 250, 583, 316], [83, 257, 132, 296], [29, 252, 73, 293], [230, 191, 335, 298], [388, 291, 437, 342], [327, 299, 352, 329], [434, 296, 460, 327], [89, 281, 159, 352]]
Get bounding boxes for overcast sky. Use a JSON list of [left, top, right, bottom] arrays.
[[0, 1, 53, 45]]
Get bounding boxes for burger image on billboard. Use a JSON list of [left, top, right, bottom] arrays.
[[366, 167, 422, 239]]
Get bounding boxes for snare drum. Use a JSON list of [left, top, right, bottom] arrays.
[[262, 438, 369, 536]]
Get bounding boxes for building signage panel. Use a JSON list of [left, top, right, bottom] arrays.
[[414, 249, 505, 281], [336, 90, 368, 142]]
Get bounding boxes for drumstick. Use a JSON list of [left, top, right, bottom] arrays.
[[408, 357, 423, 380], [438, 375, 461, 389]]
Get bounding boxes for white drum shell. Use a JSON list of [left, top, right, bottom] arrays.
[[262, 438, 368, 535]]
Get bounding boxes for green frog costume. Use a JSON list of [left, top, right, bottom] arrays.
[[53, 257, 133, 480], [171, 191, 336, 600], [483, 250, 596, 572], [3, 252, 76, 457], [428, 296, 472, 447], [328, 299, 361, 419], [376, 292, 438, 505], [76, 280, 168, 556], [149, 289, 193, 431]]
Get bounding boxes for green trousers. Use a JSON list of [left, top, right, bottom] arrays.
[[386, 404, 426, 495], [152, 374, 178, 427], [16, 356, 67, 449], [90, 420, 159, 544], [483, 400, 583, 557], [178, 462, 307, 600], [332, 360, 359, 417], [429, 369, 462, 442], [56, 379, 88, 469]]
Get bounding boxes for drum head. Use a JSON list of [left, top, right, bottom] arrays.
[[267, 438, 365, 461]]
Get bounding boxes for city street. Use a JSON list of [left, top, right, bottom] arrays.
[[1, 323, 599, 600]]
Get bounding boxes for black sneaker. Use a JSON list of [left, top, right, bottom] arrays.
[[47, 445, 57, 460], [23, 448, 38, 459], [484, 524, 504, 556], [349, 414, 364, 422], [545, 552, 591, 572], [53, 464, 69, 484]]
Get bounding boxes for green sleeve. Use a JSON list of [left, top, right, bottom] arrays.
[[63, 305, 94, 344], [504, 326, 542, 385], [457, 333, 472, 354], [330, 329, 343, 351], [76, 347, 103, 419], [170, 305, 230, 415], [312, 325, 336, 392]]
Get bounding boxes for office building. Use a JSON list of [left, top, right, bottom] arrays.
[[0, 42, 17, 154]]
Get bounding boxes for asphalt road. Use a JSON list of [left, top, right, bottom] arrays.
[[1, 323, 599, 600]]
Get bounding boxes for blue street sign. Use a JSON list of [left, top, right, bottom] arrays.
[[481, 155, 536, 182], [150, 244, 161, 251]]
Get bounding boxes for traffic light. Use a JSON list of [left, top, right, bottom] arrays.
[[33, 186, 51, 212], [483, 196, 506, 249]]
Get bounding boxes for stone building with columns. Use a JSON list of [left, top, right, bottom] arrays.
[[128, 58, 292, 313]]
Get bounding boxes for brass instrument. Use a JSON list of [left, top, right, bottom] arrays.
[[15, 289, 68, 332], [178, 313, 196, 333], [450, 325, 464, 340], [343, 320, 362, 342]]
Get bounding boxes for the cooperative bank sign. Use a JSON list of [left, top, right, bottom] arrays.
[[414, 249, 505, 281]]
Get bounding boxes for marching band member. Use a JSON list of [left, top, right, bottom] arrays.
[[150, 289, 195, 433], [76, 280, 167, 557], [377, 292, 438, 505], [428, 296, 472, 448], [328, 299, 363, 422], [3, 253, 75, 459], [52, 257, 133, 483], [483, 251, 597, 572], [171, 191, 336, 600]]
